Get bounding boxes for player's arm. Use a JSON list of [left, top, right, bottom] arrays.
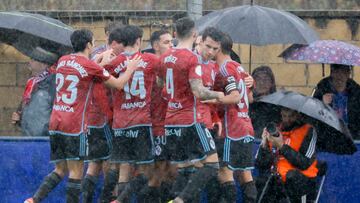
[[104, 55, 142, 90], [201, 91, 240, 104], [95, 49, 116, 66], [201, 75, 240, 104], [219, 90, 240, 104], [220, 75, 241, 104], [189, 79, 224, 101]]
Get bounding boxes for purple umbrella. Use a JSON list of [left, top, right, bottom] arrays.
[[280, 40, 360, 66]]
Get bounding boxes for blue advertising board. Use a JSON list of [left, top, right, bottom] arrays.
[[0, 137, 359, 203]]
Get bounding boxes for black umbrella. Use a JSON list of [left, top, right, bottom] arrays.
[[258, 90, 357, 155], [195, 5, 319, 46], [195, 5, 318, 72], [0, 11, 73, 58]]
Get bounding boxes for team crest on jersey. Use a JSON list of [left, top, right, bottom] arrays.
[[237, 66, 245, 73], [242, 136, 254, 144], [154, 144, 162, 156], [103, 69, 110, 77], [195, 65, 202, 76]]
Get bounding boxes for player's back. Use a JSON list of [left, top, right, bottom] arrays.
[[109, 52, 158, 129], [160, 48, 201, 126], [49, 54, 110, 135], [219, 60, 250, 114], [216, 60, 254, 139]]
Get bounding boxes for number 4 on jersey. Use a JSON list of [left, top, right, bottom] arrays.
[[166, 68, 174, 99], [237, 79, 249, 109]]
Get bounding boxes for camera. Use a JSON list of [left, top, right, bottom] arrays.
[[266, 122, 279, 137]]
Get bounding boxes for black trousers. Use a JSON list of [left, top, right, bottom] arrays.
[[257, 170, 317, 203]]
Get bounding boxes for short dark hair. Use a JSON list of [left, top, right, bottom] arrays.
[[150, 29, 170, 47], [119, 25, 143, 47], [108, 27, 123, 44], [201, 27, 223, 43], [230, 50, 241, 64], [70, 29, 93, 52], [330, 64, 351, 71], [175, 17, 195, 39], [104, 21, 124, 34], [220, 32, 233, 55]]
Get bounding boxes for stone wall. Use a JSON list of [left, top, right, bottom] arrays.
[[0, 10, 360, 135]]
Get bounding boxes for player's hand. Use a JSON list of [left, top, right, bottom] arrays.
[[213, 121, 222, 137], [260, 128, 269, 148], [200, 99, 218, 104], [267, 131, 284, 149], [322, 93, 333, 105], [97, 49, 116, 66], [244, 75, 254, 88], [11, 111, 21, 124], [126, 55, 142, 72]]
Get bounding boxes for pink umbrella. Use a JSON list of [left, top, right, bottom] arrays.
[[280, 40, 360, 66]]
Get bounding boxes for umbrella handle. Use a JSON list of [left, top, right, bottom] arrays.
[[249, 45, 252, 73], [322, 64, 325, 77]]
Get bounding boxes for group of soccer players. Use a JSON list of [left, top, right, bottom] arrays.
[[25, 16, 257, 203]]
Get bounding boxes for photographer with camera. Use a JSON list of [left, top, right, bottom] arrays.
[[255, 107, 319, 203]]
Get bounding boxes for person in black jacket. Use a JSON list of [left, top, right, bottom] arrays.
[[313, 64, 360, 140], [255, 108, 319, 203]]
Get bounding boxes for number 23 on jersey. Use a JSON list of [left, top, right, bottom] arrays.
[[56, 73, 79, 105]]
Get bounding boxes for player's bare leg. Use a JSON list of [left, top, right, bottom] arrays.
[[235, 170, 257, 203], [217, 167, 237, 203], [54, 161, 68, 178], [147, 161, 165, 187], [102, 160, 110, 174], [86, 161, 103, 176]]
